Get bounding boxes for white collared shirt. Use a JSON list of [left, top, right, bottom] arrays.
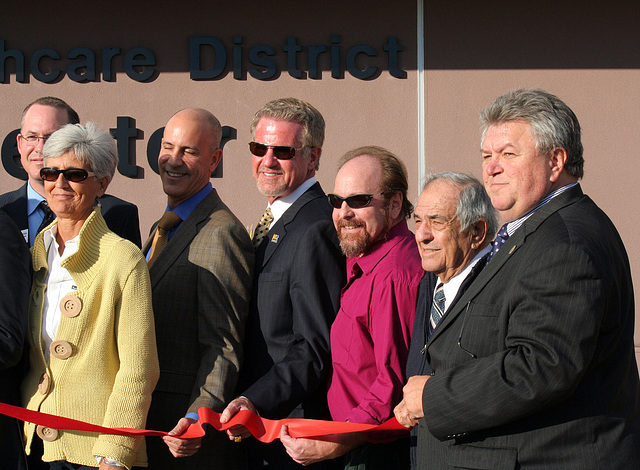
[[266, 177, 317, 228], [42, 227, 79, 361], [437, 245, 491, 312]]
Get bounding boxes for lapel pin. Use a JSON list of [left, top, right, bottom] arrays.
[[271, 234, 279, 243], [509, 245, 516, 254]]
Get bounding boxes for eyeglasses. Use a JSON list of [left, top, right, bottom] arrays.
[[19, 134, 51, 145], [40, 167, 96, 182], [327, 192, 386, 209], [249, 141, 306, 160]]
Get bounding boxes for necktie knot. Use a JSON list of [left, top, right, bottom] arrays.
[[157, 210, 182, 232], [37, 200, 56, 234], [252, 207, 274, 249], [487, 223, 510, 262], [148, 211, 182, 267]]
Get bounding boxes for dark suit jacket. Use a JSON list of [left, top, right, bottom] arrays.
[[0, 183, 142, 247], [406, 260, 485, 469], [416, 185, 640, 469], [144, 189, 253, 470], [0, 210, 30, 470], [237, 182, 345, 469]]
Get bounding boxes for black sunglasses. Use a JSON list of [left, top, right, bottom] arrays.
[[249, 141, 306, 160], [327, 192, 386, 209], [40, 167, 96, 182]]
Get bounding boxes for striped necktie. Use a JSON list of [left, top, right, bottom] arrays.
[[430, 283, 446, 330]]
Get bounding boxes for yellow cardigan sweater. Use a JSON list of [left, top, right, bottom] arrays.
[[23, 208, 159, 469]]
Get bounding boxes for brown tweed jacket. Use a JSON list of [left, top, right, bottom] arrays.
[[144, 188, 253, 470]]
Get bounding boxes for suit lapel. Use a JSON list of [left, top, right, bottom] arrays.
[[148, 190, 222, 288], [428, 184, 584, 345], [259, 183, 325, 267]]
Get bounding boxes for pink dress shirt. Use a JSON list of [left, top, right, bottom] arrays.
[[327, 220, 423, 426]]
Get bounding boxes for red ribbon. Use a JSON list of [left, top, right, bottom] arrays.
[[0, 402, 406, 443]]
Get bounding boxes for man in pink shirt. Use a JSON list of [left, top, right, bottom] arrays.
[[281, 146, 423, 469]]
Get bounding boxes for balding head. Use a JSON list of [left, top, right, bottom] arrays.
[[159, 108, 223, 208]]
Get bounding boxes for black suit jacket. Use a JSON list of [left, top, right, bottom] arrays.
[[406, 260, 485, 469], [0, 210, 30, 470], [416, 185, 640, 469], [237, 183, 345, 469], [0, 183, 141, 247], [406, 256, 487, 380]]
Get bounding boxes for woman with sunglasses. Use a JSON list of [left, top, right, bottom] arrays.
[[22, 123, 159, 470]]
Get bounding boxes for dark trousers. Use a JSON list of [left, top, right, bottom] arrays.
[[245, 439, 341, 470], [343, 438, 410, 470]]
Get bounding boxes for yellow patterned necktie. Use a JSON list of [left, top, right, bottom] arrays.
[[252, 207, 274, 249], [147, 211, 182, 267]]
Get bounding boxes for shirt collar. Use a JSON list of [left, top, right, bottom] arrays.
[[27, 180, 46, 216], [438, 244, 491, 311], [268, 177, 317, 227], [505, 182, 578, 236], [347, 219, 410, 278], [43, 224, 80, 261], [167, 182, 213, 222]]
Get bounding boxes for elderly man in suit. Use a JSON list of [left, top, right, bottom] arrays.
[[396, 89, 640, 469], [144, 108, 253, 469], [0, 210, 30, 470], [0, 96, 141, 247], [219, 98, 345, 469], [394, 172, 497, 468]]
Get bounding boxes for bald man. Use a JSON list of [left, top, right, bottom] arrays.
[[144, 109, 254, 470]]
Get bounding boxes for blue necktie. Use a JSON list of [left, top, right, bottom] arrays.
[[487, 223, 509, 263]]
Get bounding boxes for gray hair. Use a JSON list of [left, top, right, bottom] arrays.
[[250, 97, 325, 169], [480, 89, 584, 179], [422, 172, 499, 238], [42, 122, 118, 181]]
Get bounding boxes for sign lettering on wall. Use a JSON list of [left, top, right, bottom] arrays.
[[0, 35, 405, 84]]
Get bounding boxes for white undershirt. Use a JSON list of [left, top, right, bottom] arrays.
[[267, 177, 317, 228], [42, 227, 79, 361]]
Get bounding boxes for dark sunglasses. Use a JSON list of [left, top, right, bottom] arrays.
[[249, 141, 306, 160], [40, 167, 96, 182], [327, 192, 386, 209]]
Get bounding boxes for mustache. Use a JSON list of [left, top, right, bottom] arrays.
[[258, 166, 283, 174], [336, 218, 364, 230]]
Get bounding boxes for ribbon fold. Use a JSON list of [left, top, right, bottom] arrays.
[[0, 402, 406, 443]]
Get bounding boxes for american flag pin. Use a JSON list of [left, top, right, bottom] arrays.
[[271, 234, 279, 243]]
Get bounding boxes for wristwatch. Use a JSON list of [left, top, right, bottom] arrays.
[[100, 456, 125, 468]]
